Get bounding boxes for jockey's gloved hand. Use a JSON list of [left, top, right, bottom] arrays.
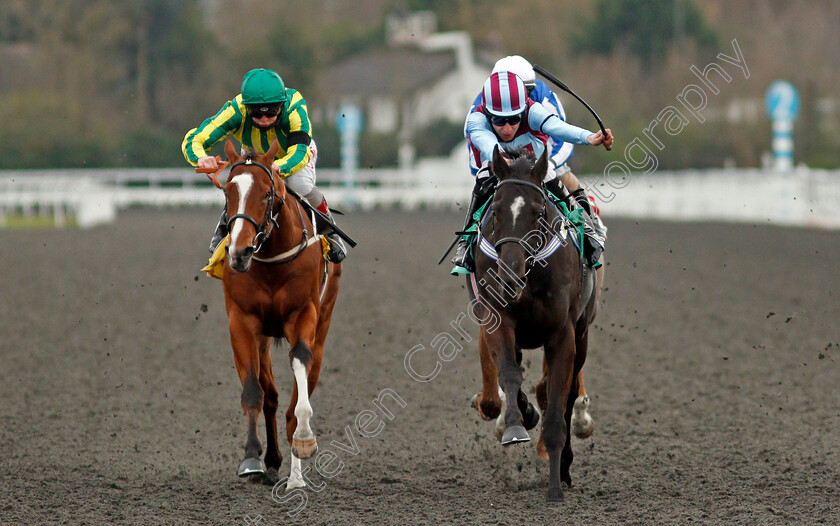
[[477, 174, 498, 196]]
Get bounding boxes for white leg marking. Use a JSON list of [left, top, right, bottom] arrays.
[[291, 358, 313, 440], [571, 395, 595, 439], [286, 450, 306, 490], [510, 196, 525, 227], [495, 387, 507, 440]]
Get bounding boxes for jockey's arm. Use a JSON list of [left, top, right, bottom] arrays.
[[527, 103, 594, 146], [271, 134, 311, 178], [271, 91, 313, 177], [182, 99, 241, 166], [465, 111, 505, 165], [534, 83, 575, 171]]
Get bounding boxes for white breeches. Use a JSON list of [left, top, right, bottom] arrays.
[[285, 140, 318, 198]]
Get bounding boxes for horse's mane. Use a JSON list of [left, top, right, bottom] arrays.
[[503, 147, 537, 174]]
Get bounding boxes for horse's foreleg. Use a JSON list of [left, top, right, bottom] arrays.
[[472, 329, 502, 421], [561, 372, 580, 488], [490, 328, 529, 445], [542, 322, 576, 502], [229, 312, 266, 476], [259, 336, 282, 477], [285, 304, 319, 461]]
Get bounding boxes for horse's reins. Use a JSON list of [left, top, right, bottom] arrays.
[[225, 158, 285, 254], [198, 156, 323, 265], [224, 157, 319, 264], [483, 177, 590, 296]]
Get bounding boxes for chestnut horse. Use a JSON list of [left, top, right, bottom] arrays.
[[210, 139, 341, 489], [468, 146, 598, 502]]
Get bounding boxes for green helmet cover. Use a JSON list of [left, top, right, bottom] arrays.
[[241, 69, 287, 105]]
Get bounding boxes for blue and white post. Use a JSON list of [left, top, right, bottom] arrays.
[[336, 103, 363, 207], [765, 80, 800, 172]]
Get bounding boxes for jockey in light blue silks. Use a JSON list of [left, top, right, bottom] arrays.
[[452, 63, 614, 274]]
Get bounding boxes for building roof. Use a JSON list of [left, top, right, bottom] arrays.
[[315, 47, 456, 102]]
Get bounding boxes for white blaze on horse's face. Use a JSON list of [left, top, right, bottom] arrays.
[[229, 173, 255, 244], [510, 196, 526, 228]]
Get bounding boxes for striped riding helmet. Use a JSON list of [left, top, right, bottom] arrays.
[[481, 71, 527, 117]]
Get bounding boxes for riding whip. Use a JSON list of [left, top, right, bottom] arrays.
[[284, 187, 358, 247], [532, 64, 612, 151]]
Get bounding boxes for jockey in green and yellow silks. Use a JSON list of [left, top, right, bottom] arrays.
[[182, 68, 346, 263]]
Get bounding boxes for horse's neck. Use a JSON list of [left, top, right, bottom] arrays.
[[268, 194, 309, 249]]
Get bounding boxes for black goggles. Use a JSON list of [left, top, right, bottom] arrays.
[[488, 111, 524, 127], [247, 104, 282, 118]]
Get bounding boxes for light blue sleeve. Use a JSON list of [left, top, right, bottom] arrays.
[[527, 103, 593, 146], [465, 111, 501, 165]]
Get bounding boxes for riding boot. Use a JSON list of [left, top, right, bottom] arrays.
[[570, 188, 605, 266], [209, 208, 228, 253], [452, 175, 495, 272], [316, 199, 346, 263], [543, 177, 570, 203]]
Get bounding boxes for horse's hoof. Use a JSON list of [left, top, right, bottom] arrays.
[[238, 457, 266, 477], [291, 437, 318, 459], [286, 473, 307, 491], [523, 402, 540, 430], [501, 425, 530, 446], [546, 486, 565, 502], [471, 393, 498, 421], [571, 396, 595, 439]]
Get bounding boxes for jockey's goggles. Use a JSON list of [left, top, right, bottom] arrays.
[[247, 103, 282, 118], [488, 111, 524, 127]]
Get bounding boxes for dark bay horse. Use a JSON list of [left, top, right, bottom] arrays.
[[212, 139, 341, 489], [468, 146, 599, 502]]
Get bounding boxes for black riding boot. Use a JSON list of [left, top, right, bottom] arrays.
[[544, 177, 570, 203], [451, 176, 495, 272], [209, 209, 228, 253], [570, 188, 605, 266], [321, 207, 347, 264]]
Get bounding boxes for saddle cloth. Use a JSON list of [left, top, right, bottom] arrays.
[[202, 236, 230, 280], [201, 228, 331, 280]]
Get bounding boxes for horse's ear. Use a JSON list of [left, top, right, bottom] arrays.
[[224, 139, 240, 163], [532, 147, 549, 185], [263, 139, 280, 165], [491, 145, 510, 180]]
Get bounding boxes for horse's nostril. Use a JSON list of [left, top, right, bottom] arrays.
[[241, 246, 254, 260]]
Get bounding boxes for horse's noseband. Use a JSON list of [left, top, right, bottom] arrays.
[[492, 178, 549, 269], [225, 158, 285, 253]]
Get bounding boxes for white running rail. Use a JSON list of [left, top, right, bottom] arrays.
[[1, 166, 838, 229]]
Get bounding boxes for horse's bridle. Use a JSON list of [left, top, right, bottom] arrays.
[[226, 158, 285, 253], [491, 178, 549, 270]]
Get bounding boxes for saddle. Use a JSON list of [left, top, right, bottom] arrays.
[[201, 209, 332, 280]]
